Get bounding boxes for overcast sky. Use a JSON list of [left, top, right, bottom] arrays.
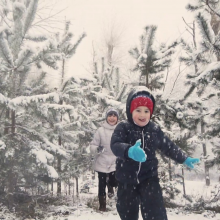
[[45, 0, 193, 84]]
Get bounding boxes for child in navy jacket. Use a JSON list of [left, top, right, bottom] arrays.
[[110, 87, 200, 220]]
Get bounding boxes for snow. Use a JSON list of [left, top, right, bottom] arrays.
[[61, 211, 220, 220], [133, 86, 152, 94], [8, 92, 60, 110], [0, 140, 6, 150], [44, 177, 220, 220], [196, 62, 220, 82], [176, 111, 184, 119]]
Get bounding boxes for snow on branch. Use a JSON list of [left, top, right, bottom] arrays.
[[0, 31, 14, 67], [15, 45, 35, 68], [46, 165, 58, 178], [195, 61, 220, 82], [0, 140, 6, 150], [30, 143, 59, 178], [23, 0, 38, 36], [31, 148, 54, 164], [17, 125, 66, 157], [196, 13, 215, 45], [8, 92, 60, 109], [0, 93, 9, 104], [91, 91, 121, 107], [42, 103, 75, 112]]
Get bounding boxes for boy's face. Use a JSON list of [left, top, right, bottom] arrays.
[[132, 106, 150, 127], [107, 114, 118, 125]]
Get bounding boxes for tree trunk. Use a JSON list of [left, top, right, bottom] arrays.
[[201, 111, 210, 186], [7, 166, 15, 210], [72, 181, 75, 203], [7, 110, 16, 210], [168, 158, 174, 199], [11, 110, 16, 133], [76, 177, 79, 198], [145, 70, 149, 88], [57, 155, 62, 195], [168, 158, 172, 181], [68, 180, 71, 195], [51, 180, 53, 195], [4, 109, 10, 135], [57, 84, 64, 195], [182, 168, 186, 195]]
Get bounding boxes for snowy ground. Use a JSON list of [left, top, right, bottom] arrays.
[[45, 173, 220, 220], [1, 172, 220, 220], [52, 211, 220, 220]]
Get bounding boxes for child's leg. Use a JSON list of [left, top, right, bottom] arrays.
[[98, 172, 107, 211], [139, 177, 168, 220], [98, 172, 107, 196], [107, 172, 116, 198], [116, 182, 140, 220], [108, 171, 118, 187]]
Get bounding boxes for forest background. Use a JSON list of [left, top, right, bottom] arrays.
[[0, 0, 219, 219]]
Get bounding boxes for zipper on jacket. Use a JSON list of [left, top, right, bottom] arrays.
[[137, 130, 145, 184]]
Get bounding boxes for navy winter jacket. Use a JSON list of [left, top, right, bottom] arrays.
[[110, 88, 188, 185]]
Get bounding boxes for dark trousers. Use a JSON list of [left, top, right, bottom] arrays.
[[98, 171, 117, 196], [116, 177, 168, 220]]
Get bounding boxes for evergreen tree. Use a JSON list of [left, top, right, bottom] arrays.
[[0, 0, 73, 209], [51, 21, 86, 195], [92, 56, 130, 119], [129, 25, 177, 90], [179, 0, 220, 185]]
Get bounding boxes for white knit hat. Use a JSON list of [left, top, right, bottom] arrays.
[[105, 108, 119, 120]]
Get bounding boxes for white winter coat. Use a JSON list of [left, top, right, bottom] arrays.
[[90, 121, 117, 173]]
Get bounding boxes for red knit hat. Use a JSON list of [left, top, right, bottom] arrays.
[[130, 96, 154, 116]]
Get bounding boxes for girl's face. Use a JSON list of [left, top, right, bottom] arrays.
[[107, 114, 118, 125], [132, 106, 150, 127]]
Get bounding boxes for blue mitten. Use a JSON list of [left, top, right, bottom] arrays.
[[183, 157, 200, 169], [128, 139, 146, 162]]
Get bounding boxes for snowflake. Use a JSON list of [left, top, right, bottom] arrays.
[[176, 112, 184, 119]]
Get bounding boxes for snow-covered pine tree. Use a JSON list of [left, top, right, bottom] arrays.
[[0, 0, 73, 209], [157, 97, 201, 199], [128, 25, 189, 201], [88, 21, 134, 123], [50, 21, 86, 195], [129, 25, 177, 90], [179, 0, 220, 185], [92, 56, 131, 121]]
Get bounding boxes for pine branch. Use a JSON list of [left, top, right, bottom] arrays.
[[0, 32, 14, 67], [196, 13, 213, 44], [16, 125, 66, 156], [67, 33, 86, 57], [186, 4, 203, 12], [145, 25, 157, 54], [23, 0, 39, 36], [183, 84, 196, 101], [25, 34, 47, 42], [0, 92, 9, 104], [128, 47, 140, 59], [116, 83, 127, 101], [15, 47, 34, 68], [206, 1, 220, 18]]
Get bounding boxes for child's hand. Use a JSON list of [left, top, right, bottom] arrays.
[[128, 139, 146, 162], [183, 157, 200, 169], [97, 146, 104, 154]]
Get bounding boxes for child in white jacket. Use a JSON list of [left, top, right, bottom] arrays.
[[90, 108, 119, 211]]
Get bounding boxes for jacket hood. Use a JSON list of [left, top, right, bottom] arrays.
[[126, 87, 155, 124]]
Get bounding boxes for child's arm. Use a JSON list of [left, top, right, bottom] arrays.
[[90, 129, 101, 154], [157, 128, 188, 164], [110, 122, 131, 159], [158, 130, 200, 168]]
